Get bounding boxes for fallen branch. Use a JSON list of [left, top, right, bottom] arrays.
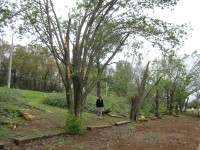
[[107, 113, 124, 118], [114, 120, 131, 126], [102, 108, 112, 115]]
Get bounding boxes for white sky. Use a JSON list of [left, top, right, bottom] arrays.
[[7, 0, 200, 59], [151, 0, 200, 55], [113, 0, 200, 63]]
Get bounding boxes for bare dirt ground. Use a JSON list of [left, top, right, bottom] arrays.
[[1, 111, 200, 150]]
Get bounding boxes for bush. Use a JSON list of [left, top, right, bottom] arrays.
[[43, 92, 66, 108], [43, 92, 130, 115], [140, 98, 152, 117], [65, 112, 84, 135], [85, 95, 130, 115]]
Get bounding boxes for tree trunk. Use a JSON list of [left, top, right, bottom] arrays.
[[169, 90, 174, 115], [184, 97, 189, 112], [130, 95, 139, 121], [175, 105, 178, 114], [155, 90, 160, 117], [166, 89, 170, 114], [96, 55, 101, 97], [73, 77, 84, 117], [97, 81, 101, 97], [179, 105, 183, 114]]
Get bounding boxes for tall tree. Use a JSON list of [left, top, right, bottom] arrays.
[[20, 0, 186, 116]]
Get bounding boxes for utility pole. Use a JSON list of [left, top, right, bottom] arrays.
[[0, 38, 2, 70], [8, 33, 14, 88]]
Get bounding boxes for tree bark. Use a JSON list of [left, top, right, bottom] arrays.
[[97, 56, 101, 97], [184, 97, 189, 112], [130, 95, 139, 121], [155, 90, 160, 117], [169, 89, 174, 115], [73, 76, 84, 117]]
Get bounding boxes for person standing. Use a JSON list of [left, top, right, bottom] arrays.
[[96, 96, 104, 120]]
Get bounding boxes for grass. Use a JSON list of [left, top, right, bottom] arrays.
[[0, 87, 68, 138], [19, 89, 67, 113], [0, 87, 129, 141]]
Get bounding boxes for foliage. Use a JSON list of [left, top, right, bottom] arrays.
[[174, 87, 189, 104], [112, 61, 134, 96], [65, 112, 84, 135], [0, 42, 62, 92], [148, 49, 200, 114], [85, 94, 130, 115], [43, 92, 66, 108], [0, 87, 21, 119], [0, 0, 20, 33], [140, 98, 152, 117]]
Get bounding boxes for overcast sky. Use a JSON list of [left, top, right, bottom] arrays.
[[10, 0, 200, 58], [54, 0, 200, 57], [151, 0, 200, 55]]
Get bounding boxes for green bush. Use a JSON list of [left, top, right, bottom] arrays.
[[140, 98, 152, 117], [65, 112, 84, 135], [83, 96, 96, 113], [43, 92, 130, 115], [85, 95, 130, 115], [43, 92, 66, 108]]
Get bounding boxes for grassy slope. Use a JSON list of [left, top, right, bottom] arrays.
[[0, 87, 67, 138], [0, 87, 127, 139]]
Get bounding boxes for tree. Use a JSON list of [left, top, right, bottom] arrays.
[[148, 49, 200, 115], [0, 42, 60, 91], [112, 61, 133, 96], [20, 0, 186, 116], [0, 0, 21, 33], [130, 61, 150, 121]]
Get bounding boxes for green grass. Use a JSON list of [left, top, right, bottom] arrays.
[[0, 87, 68, 137], [0, 87, 131, 141], [18, 89, 67, 113]]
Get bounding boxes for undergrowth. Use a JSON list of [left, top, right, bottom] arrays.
[[65, 112, 84, 135]]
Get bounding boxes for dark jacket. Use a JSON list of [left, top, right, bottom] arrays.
[[96, 98, 104, 107]]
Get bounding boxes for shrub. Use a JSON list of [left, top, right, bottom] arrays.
[[140, 98, 152, 117], [65, 112, 84, 135], [43, 92, 66, 108], [84, 95, 130, 115]]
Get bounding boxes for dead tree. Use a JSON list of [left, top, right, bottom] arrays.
[[130, 62, 150, 121]]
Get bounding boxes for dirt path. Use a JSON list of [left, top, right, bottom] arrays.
[[3, 114, 199, 150]]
